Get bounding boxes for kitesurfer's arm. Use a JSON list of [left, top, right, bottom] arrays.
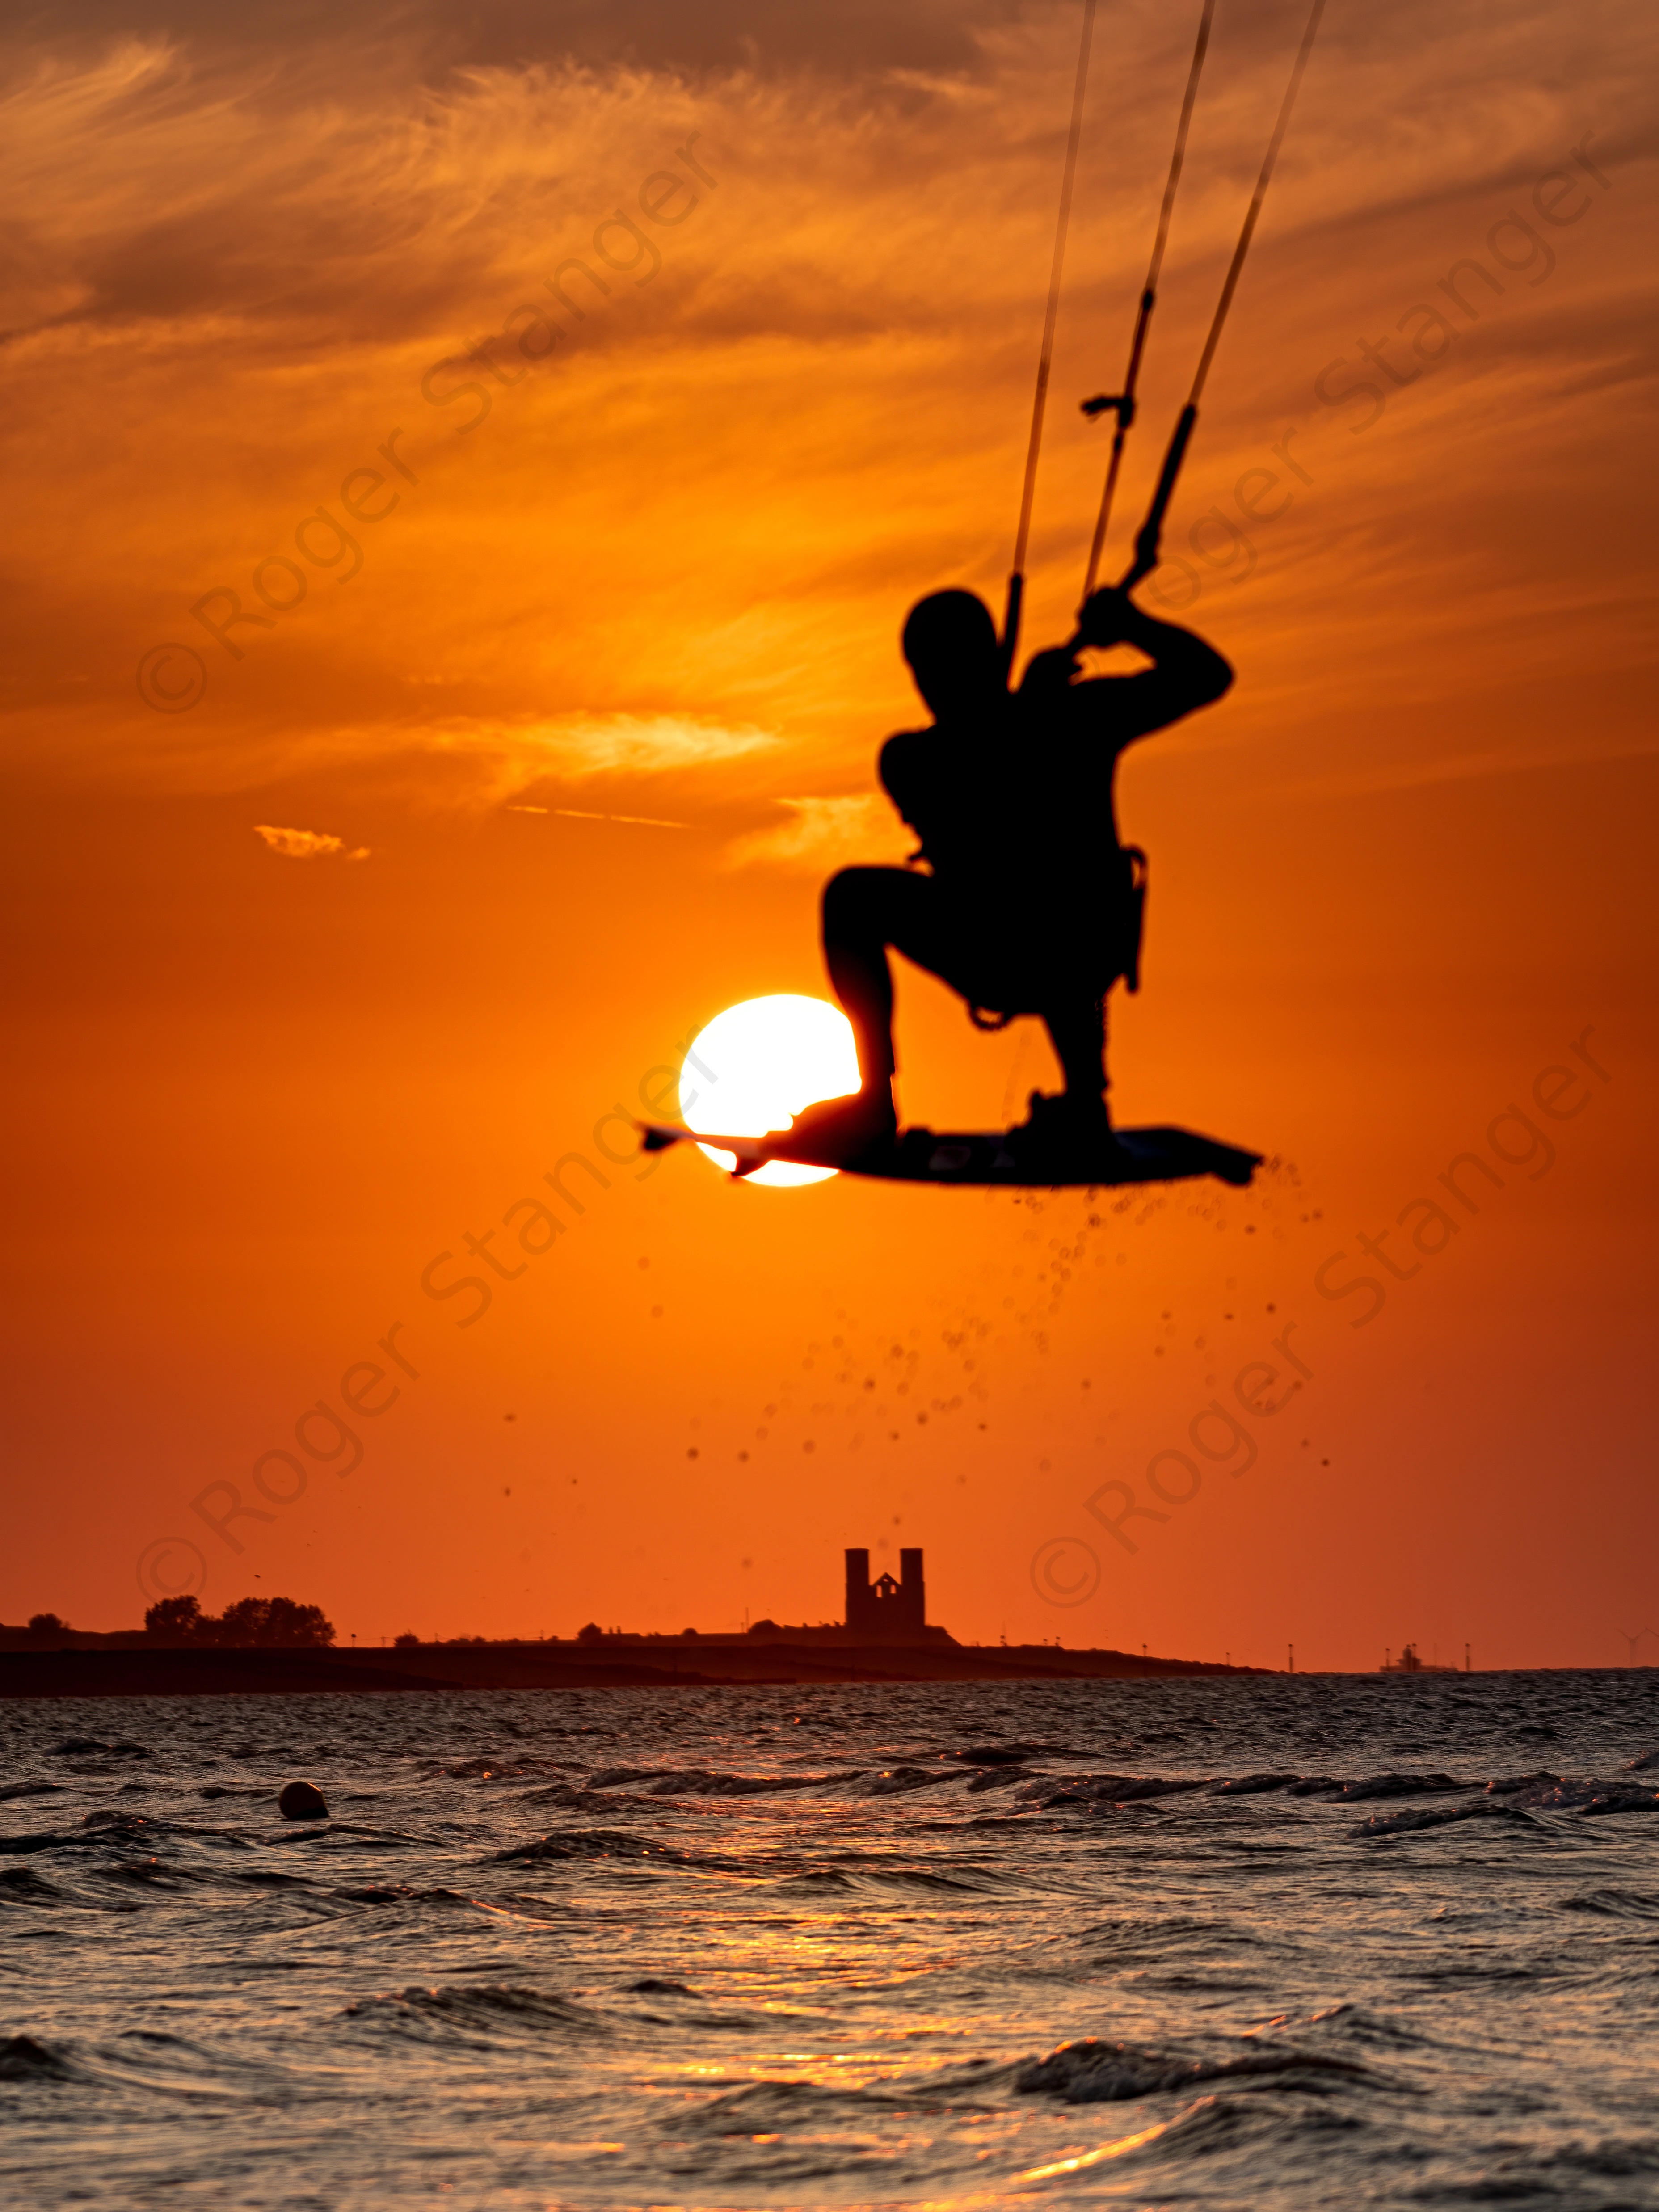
[[1061, 586, 1233, 740], [1080, 588, 1230, 689], [1013, 594, 1230, 726]]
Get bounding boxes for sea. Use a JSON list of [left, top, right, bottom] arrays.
[[3, 1670, 1657, 2211]]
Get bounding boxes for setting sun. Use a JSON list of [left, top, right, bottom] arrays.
[[680, 994, 861, 1188]]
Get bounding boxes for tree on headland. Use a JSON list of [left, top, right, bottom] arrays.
[[144, 1597, 205, 1642], [26, 1612, 70, 1640], [143, 1595, 334, 1647], [217, 1597, 334, 1647]]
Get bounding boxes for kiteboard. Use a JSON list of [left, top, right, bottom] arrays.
[[638, 1120, 1261, 1190]]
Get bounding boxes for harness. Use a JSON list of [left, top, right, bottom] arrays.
[[966, 844, 1148, 1032]]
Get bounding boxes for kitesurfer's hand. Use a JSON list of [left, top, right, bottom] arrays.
[[1019, 645, 1081, 697], [1077, 586, 1130, 649]]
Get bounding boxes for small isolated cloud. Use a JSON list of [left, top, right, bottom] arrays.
[[253, 824, 369, 861], [723, 794, 909, 873], [486, 713, 777, 781]]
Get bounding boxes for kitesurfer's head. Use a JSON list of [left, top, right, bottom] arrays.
[[901, 590, 1002, 719]]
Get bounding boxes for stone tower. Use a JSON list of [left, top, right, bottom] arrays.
[[844, 1546, 926, 1637]]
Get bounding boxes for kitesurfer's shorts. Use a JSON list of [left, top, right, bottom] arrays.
[[824, 864, 1134, 1014]]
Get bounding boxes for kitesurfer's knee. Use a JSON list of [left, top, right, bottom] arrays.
[[823, 864, 901, 946], [821, 866, 862, 942]]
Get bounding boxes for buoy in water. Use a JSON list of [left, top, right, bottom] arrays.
[[278, 1779, 329, 1820]]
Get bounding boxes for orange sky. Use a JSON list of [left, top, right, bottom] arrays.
[[4, 0, 1656, 1668]]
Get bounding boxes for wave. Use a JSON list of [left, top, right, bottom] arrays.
[[1015, 1774, 1208, 1808], [1280, 2001, 1446, 2056], [491, 1827, 714, 1868], [0, 2022, 299, 2108], [516, 1781, 608, 1810], [1505, 1778, 1659, 1815], [268, 1820, 425, 1848], [578, 1765, 854, 1797], [0, 1810, 163, 1857], [1325, 1772, 1468, 1801], [331, 1883, 480, 1906], [1015, 2035, 1371, 2103], [1580, 1789, 1659, 1817], [854, 1766, 963, 1796], [1347, 1801, 1537, 1840], [48, 1739, 152, 1760], [1002, 1763, 1651, 1816], [104, 1858, 191, 1886], [865, 1865, 981, 1892], [941, 1743, 1081, 1767], [644, 1769, 845, 1797], [0, 1866, 63, 1904], [340, 1983, 609, 2045], [0, 2034, 76, 2081], [1016, 2094, 1227, 2180], [429, 1757, 572, 1781], [1558, 1888, 1659, 1918]]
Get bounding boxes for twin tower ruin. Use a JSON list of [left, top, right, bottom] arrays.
[[843, 1547, 927, 1638]]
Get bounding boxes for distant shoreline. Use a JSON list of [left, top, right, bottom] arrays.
[[0, 1639, 1262, 1700]]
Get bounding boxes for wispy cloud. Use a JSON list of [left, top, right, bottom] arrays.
[[411, 714, 777, 805], [506, 804, 687, 827], [722, 792, 909, 872], [253, 824, 369, 860], [518, 713, 775, 778]]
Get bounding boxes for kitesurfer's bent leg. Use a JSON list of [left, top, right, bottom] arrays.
[[821, 866, 914, 1090], [790, 863, 1008, 1161], [782, 866, 925, 1161]]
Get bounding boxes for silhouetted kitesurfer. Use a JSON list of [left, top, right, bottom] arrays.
[[640, 0, 1323, 1190], [784, 585, 1232, 1167], [639, 0, 1326, 1188]]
